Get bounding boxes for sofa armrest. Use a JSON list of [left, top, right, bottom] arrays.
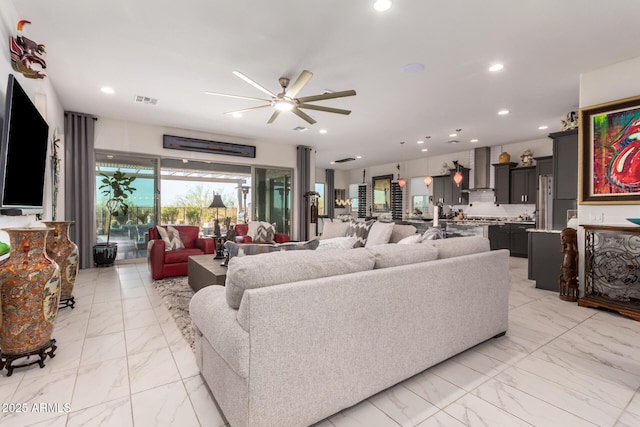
[[236, 235, 253, 243], [147, 239, 166, 280], [195, 237, 215, 254], [274, 233, 290, 244]]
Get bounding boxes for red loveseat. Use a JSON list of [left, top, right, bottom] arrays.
[[147, 225, 215, 280], [231, 223, 290, 244]]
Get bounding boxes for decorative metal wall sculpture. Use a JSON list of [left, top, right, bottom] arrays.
[[10, 20, 47, 79]]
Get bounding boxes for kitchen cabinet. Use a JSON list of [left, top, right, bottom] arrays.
[[510, 167, 536, 204], [430, 169, 470, 206], [550, 129, 578, 229], [535, 156, 553, 181], [492, 163, 515, 205], [528, 230, 562, 291], [489, 223, 535, 257]]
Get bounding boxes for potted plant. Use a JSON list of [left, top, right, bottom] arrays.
[[93, 170, 136, 266]]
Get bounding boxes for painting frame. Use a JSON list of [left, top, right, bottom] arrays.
[[372, 174, 392, 212], [579, 94, 640, 204]]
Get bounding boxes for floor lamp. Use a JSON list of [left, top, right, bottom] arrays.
[[209, 193, 226, 259]]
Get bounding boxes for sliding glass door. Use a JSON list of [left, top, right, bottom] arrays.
[[253, 167, 292, 236]]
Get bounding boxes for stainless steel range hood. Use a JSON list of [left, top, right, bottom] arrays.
[[469, 146, 493, 191]]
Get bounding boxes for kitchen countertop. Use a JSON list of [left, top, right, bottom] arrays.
[[443, 219, 536, 226], [527, 228, 563, 233]]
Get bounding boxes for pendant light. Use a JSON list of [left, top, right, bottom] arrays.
[[453, 161, 463, 187], [424, 176, 432, 187]]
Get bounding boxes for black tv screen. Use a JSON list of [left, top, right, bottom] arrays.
[[0, 74, 49, 209]]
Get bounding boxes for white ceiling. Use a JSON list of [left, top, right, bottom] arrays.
[[11, 0, 640, 169]]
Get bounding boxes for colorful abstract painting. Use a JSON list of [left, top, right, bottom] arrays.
[[581, 96, 640, 204]]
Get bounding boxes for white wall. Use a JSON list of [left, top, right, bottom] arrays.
[[577, 56, 640, 292], [0, 4, 65, 243]]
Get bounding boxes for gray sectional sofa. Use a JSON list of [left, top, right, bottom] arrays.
[[189, 236, 510, 427]]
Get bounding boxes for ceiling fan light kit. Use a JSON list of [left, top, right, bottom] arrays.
[[208, 70, 356, 125]]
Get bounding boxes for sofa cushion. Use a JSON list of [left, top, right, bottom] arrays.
[[253, 223, 275, 243], [226, 248, 375, 309], [346, 219, 375, 248], [389, 224, 418, 243], [367, 243, 439, 269], [397, 234, 422, 244], [156, 225, 185, 251], [225, 240, 319, 260], [427, 236, 490, 259], [365, 222, 395, 247], [320, 221, 349, 239], [316, 237, 357, 251], [164, 247, 204, 263]]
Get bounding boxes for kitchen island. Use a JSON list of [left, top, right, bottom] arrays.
[[527, 229, 564, 292]]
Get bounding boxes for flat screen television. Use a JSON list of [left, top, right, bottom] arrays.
[[0, 74, 49, 211]]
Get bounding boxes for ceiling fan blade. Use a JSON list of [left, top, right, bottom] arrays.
[[224, 105, 272, 115], [285, 70, 313, 98], [297, 89, 357, 103], [205, 91, 271, 103], [233, 71, 277, 98], [267, 110, 280, 124], [298, 104, 351, 115], [291, 107, 317, 125]]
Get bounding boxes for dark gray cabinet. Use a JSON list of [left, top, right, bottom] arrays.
[[492, 163, 515, 205], [430, 169, 470, 206], [489, 223, 534, 257], [550, 130, 578, 229], [510, 167, 536, 204], [535, 156, 553, 180], [431, 176, 446, 205], [528, 231, 562, 291]]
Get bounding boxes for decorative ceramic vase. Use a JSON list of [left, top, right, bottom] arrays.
[[498, 152, 511, 163], [0, 227, 60, 375], [42, 221, 79, 309]]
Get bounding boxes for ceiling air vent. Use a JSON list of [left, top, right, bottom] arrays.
[[134, 95, 158, 105], [334, 157, 356, 163]]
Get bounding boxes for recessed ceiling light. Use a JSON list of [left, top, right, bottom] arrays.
[[498, 109, 509, 115], [373, 0, 392, 11], [330, 161, 336, 165], [402, 63, 424, 74], [421, 148, 428, 152], [449, 133, 458, 138], [417, 140, 424, 144], [538, 125, 549, 130], [489, 63, 504, 72], [319, 129, 328, 134], [470, 139, 479, 143], [101, 86, 115, 94], [232, 113, 242, 118], [107, 155, 114, 159], [448, 140, 460, 144], [356, 155, 363, 159]]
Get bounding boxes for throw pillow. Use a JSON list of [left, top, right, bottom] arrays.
[[316, 237, 358, 251], [253, 223, 275, 243], [345, 219, 375, 248], [156, 225, 185, 251], [365, 222, 395, 247], [320, 221, 349, 239], [397, 234, 422, 244], [421, 227, 444, 241], [389, 224, 418, 243], [225, 239, 319, 260]]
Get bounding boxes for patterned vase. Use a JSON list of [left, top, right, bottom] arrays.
[[42, 221, 79, 308], [0, 227, 61, 355]]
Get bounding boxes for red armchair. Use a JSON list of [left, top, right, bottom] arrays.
[[147, 225, 215, 280], [231, 223, 290, 244]]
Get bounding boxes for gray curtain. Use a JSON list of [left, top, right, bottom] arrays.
[[64, 112, 96, 269], [325, 169, 335, 218], [296, 146, 312, 241]]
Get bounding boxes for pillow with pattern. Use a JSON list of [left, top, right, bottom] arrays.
[[225, 240, 319, 260], [156, 225, 185, 251], [253, 223, 275, 243], [345, 219, 375, 248]]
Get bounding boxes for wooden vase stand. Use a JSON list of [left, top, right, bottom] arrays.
[[0, 339, 57, 377], [59, 296, 76, 309]]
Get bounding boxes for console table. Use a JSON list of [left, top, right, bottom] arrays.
[[579, 225, 640, 321]]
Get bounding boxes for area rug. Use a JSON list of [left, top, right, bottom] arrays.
[[152, 276, 195, 351]]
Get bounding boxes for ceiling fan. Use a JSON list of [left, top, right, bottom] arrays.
[[205, 70, 356, 125]]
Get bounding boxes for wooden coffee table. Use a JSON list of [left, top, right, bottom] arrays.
[[188, 255, 227, 292]]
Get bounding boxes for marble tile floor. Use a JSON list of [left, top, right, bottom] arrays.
[[1, 257, 639, 426]]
